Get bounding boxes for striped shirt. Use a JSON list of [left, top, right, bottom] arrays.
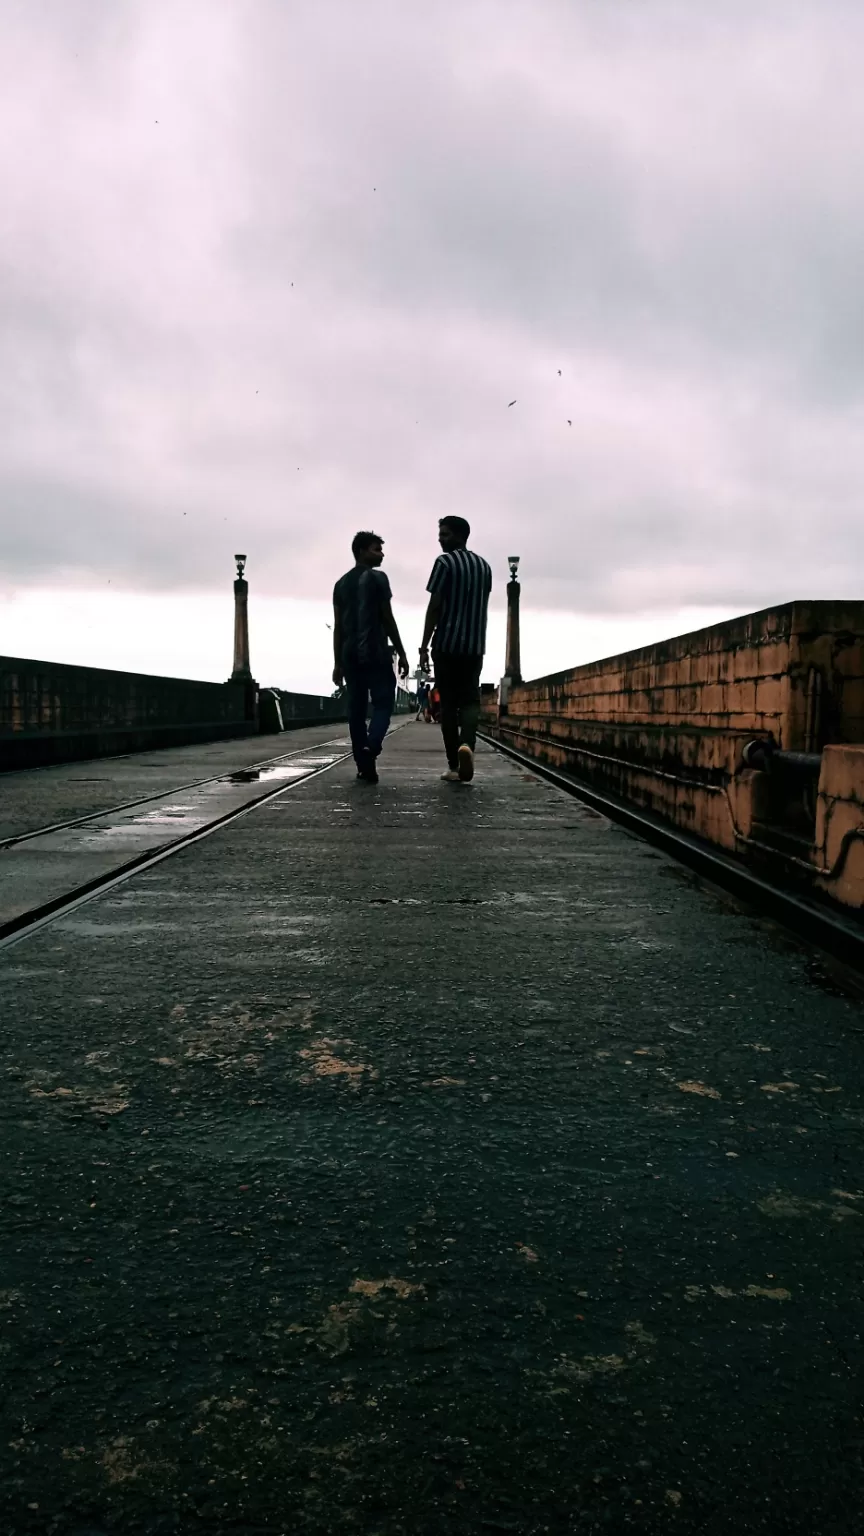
[[427, 547, 492, 656]]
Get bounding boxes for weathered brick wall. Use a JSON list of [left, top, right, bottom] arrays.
[[267, 689, 349, 728], [0, 656, 256, 770], [490, 602, 864, 860], [509, 602, 864, 746], [814, 745, 864, 909], [479, 684, 499, 728]]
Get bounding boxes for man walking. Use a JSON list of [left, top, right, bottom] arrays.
[[419, 517, 492, 782], [333, 531, 409, 783]]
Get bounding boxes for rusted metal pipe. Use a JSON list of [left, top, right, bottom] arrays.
[[741, 738, 822, 773]]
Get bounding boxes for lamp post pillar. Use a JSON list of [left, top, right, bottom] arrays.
[[230, 554, 254, 684], [504, 555, 522, 684], [228, 554, 257, 723]]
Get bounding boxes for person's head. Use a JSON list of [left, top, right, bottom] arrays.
[[352, 530, 384, 567], [438, 515, 470, 552]]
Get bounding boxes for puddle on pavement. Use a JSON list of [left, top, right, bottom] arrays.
[[2, 750, 350, 928], [229, 756, 342, 784], [78, 790, 301, 842], [57, 919, 170, 936], [21, 753, 345, 856]]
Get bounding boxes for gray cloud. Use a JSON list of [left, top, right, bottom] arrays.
[[2, 0, 864, 618]]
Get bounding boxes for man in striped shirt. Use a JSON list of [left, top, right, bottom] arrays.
[[419, 517, 492, 782]]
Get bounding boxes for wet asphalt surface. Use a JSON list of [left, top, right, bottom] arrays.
[[1, 725, 863, 1534]]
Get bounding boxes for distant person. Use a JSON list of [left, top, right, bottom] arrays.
[[415, 680, 429, 721], [419, 516, 492, 782], [333, 531, 409, 783]]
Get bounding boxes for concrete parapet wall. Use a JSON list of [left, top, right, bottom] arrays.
[[264, 689, 348, 732], [479, 684, 499, 729], [509, 602, 864, 751], [261, 684, 410, 736], [497, 715, 751, 853], [815, 746, 864, 909], [0, 656, 256, 770], [488, 602, 864, 910]]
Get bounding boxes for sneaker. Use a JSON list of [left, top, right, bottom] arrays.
[[457, 744, 475, 781], [440, 769, 460, 782], [358, 749, 379, 783]]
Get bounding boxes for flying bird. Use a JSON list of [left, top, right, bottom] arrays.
[[567, 419, 572, 426], [558, 370, 561, 376], [508, 400, 517, 407]]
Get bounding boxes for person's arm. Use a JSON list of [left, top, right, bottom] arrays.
[[418, 591, 441, 672], [419, 555, 448, 671], [381, 602, 409, 677], [332, 600, 343, 687]]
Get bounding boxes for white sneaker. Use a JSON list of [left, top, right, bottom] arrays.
[[441, 769, 460, 782], [457, 744, 475, 782]]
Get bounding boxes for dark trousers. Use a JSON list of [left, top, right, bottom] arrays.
[[344, 662, 396, 766], [433, 653, 482, 770]]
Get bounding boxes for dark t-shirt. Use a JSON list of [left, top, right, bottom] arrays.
[[333, 566, 393, 669]]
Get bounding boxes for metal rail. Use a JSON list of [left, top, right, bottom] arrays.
[[479, 731, 864, 974]]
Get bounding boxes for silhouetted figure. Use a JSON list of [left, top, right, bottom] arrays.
[[419, 516, 492, 783], [333, 532, 409, 783]]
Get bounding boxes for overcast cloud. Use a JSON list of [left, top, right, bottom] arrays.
[[2, 0, 863, 629]]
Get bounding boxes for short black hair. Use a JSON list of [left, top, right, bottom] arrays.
[[439, 515, 470, 542], [352, 530, 384, 558]]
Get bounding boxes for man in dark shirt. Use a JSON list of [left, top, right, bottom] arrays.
[[419, 516, 492, 782], [333, 531, 409, 783]]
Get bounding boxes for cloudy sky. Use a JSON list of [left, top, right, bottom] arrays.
[[2, 0, 862, 689]]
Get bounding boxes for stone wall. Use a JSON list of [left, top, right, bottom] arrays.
[[814, 745, 864, 909], [0, 656, 256, 770], [485, 602, 864, 910], [262, 688, 348, 732], [261, 683, 410, 734]]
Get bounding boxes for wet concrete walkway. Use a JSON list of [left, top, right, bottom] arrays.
[[1, 726, 862, 1534], [0, 722, 353, 843], [0, 734, 352, 932]]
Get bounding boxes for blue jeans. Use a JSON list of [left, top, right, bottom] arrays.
[[344, 662, 396, 765]]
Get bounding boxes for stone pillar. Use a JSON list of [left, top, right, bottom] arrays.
[[504, 555, 522, 684], [228, 554, 258, 723], [230, 554, 254, 683]]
